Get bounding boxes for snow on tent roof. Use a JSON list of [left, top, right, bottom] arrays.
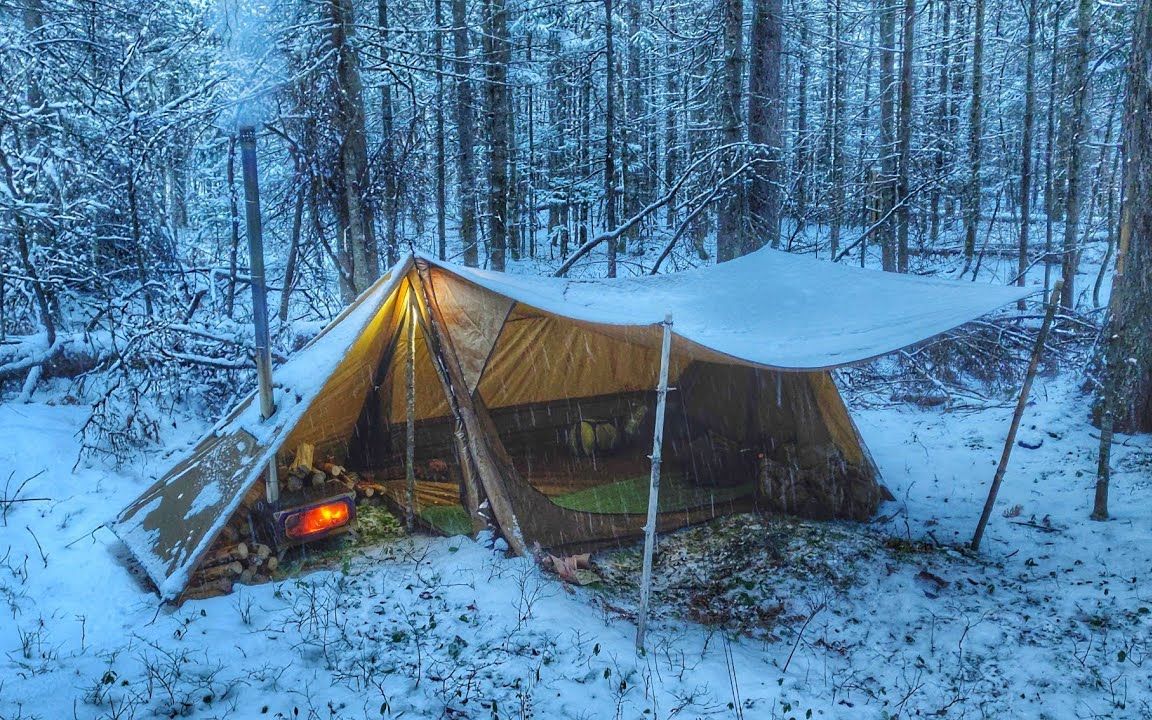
[[114, 251, 1028, 600], [114, 263, 411, 599], [423, 248, 1032, 370]]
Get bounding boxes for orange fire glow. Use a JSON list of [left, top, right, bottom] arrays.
[[285, 500, 352, 539]]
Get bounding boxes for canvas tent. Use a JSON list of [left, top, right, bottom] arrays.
[[114, 250, 1029, 600]]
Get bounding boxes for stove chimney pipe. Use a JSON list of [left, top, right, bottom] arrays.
[[238, 125, 280, 504]]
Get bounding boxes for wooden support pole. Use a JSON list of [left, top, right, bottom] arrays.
[[405, 288, 417, 532], [636, 314, 673, 653], [971, 281, 1062, 551]]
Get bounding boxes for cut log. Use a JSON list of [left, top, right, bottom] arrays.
[[318, 461, 346, 478], [265, 556, 279, 573], [356, 482, 388, 501], [182, 578, 233, 601], [309, 470, 327, 486], [202, 542, 249, 567], [252, 543, 273, 560], [239, 568, 255, 585], [197, 561, 243, 582], [291, 443, 315, 472]]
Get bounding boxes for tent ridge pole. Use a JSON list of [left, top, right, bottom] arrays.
[[636, 313, 674, 653]]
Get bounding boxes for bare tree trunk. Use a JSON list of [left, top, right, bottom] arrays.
[[622, 0, 645, 251], [856, 18, 876, 250], [715, 0, 745, 262], [1097, 0, 1152, 437], [278, 177, 305, 323], [1043, 2, 1061, 297], [483, 0, 511, 271], [579, 71, 592, 254], [878, 0, 897, 271], [746, 0, 782, 252], [663, 2, 680, 231], [827, 0, 845, 259], [895, 0, 914, 273], [434, 0, 448, 261], [379, 0, 398, 266], [329, 0, 378, 301], [929, 0, 952, 246], [225, 136, 240, 318], [687, 51, 711, 256], [1061, 0, 1093, 310], [452, 0, 479, 267], [793, 0, 809, 229], [1017, 0, 1038, 309], [962, 0, 984, 272], [604, 0, 618, 276]]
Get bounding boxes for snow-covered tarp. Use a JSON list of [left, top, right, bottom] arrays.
[[429, 248, 1032, 369]]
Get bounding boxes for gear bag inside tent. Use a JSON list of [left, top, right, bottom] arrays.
[[113, 250, 1029, 602]]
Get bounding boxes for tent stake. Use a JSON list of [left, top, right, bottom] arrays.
[[636, 314, 673, 653], [405, 291, 417, 532], [970, 281, 1062, 551]]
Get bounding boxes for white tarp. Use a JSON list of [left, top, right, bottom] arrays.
[[426, 249, 1032, 370]]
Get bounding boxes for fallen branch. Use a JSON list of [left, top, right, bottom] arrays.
[[0, 339, 63, 382], [833, 178, 934, 263], [1009, 520, 1061, 534], [649, 157, 771, 275], [1, 470, 46, 526], [554, 143, 763, 277]]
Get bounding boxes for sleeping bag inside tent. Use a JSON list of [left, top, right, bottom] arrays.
[[113, 250, 1030, 600]]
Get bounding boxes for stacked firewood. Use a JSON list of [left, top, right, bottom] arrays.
[[183, 539, 281, 600], [181, 485, 277, 602], [281, 442, 359, 494], [180, 443, 383, 602]]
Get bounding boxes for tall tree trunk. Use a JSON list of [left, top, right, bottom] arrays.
[[687, 49, 711, 256], [225, 136, 241, 318], [962, 0, 984, 271], [379, 0, 398, 265], [878, 0, 897, 271], [895, 0, 914, 273], [929, 0, 952, 246], [793, 0, 809, 229], [604, 0, 618, 276], [1061, 0, 1093, 309], [622, 0, 645, 251], [1043, 1, 1061, 297], [484, 0, 511, 271], [452, 0, 479, 267], [279, 177, 305, 323], [579, 70, 592, 253], [828, 0, 845, 259], [329, 0, 378, 301], [746, 0, 782, 252], [1017, 0, 1038, 308], [663, 2, 680, 231], [1097, 0, 1152, 436], [715, 0, 745, 261], [434, 0, 448, 260]]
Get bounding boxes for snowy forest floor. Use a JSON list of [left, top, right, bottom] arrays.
[[1, 369, 1150, 720]]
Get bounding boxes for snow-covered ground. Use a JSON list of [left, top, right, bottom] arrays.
[[1, 368, 1149, 720]]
